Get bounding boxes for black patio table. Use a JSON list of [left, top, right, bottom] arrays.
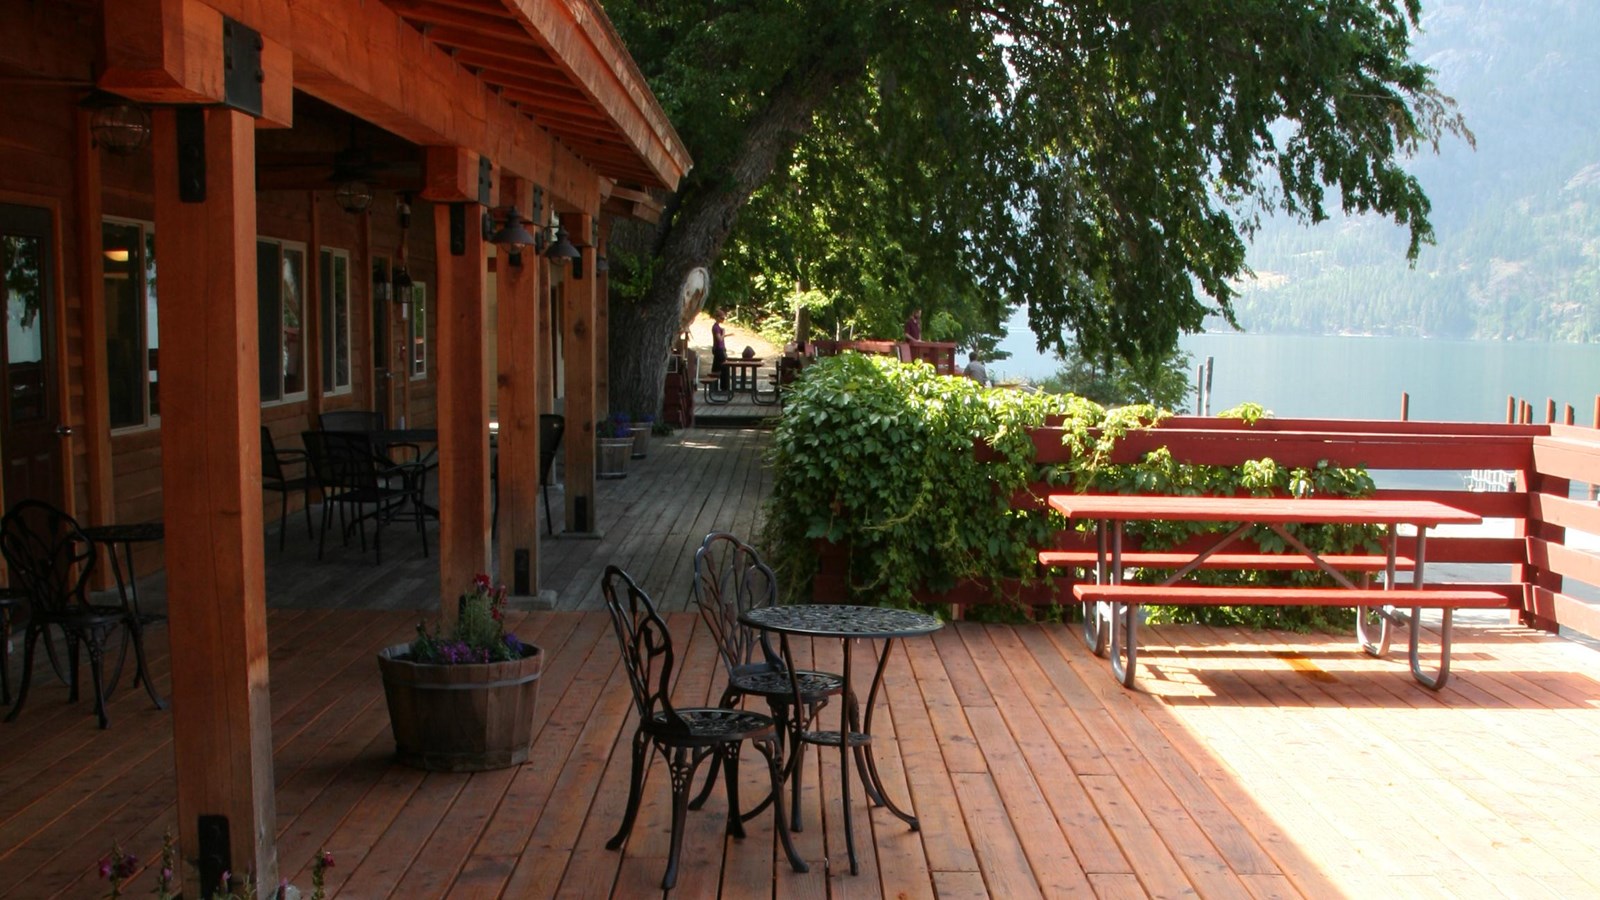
[[739, 603, 943, 875], [77, 521, 166, 704]]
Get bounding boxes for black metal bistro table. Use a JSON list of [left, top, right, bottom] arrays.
[[739, 603, 943, 874], [77, 521, 167, 705]]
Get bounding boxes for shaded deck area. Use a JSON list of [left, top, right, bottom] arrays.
[[6, 609, 1600, 897], [6, 427, 1600, 896]]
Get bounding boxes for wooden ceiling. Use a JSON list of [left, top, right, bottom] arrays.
[[381, 0, 689, 192]]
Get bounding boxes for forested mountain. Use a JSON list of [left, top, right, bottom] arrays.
[[1229, 0, 1600, 341]]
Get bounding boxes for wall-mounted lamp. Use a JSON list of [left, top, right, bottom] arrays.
[[86, 93, 152, 156], [489, 207, 542, 268], [544, 228, 579, 263], [334, 179, 373, 214]]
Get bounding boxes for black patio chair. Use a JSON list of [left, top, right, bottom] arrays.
[[688, 531, 846, 828], [302, 430, 427, 564], [1, 500, 164, 728], [261, 426, 317, 552], [601, 565, 806, 889], [491, 413, 564, 537], [320, 409, 423, 467]]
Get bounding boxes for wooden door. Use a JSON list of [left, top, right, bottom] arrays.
[[0, 203, 64, 510]]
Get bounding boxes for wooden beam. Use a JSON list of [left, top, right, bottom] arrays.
[[422, 146, 488, 203], [495, 0, 689, 189], [152, 105, 278, 892], [100, 0, 294, 127], [560, 210, 597, 534], [495, 176, 545, 596], [273, 0, 608, 210], [434, 200, 493, 616]]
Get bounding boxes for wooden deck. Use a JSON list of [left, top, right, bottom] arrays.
[[118, 426, 777, 615], [6, 609, 1600, 897], [7, 427, 1600, 896]]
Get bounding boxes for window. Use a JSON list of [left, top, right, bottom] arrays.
[[257, 238, 307, 403], [408, 282, 428, 379], [319, 247, 351, 395], [102, 219, 159, 428]]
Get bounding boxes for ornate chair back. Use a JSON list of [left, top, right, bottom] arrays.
[[601, 565, 690, 734], [319, 409, 385, 432], [693, 531, 781, 678], [0, 500, 95, 618]]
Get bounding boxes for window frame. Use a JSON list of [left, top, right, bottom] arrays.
[[101, 216, 160, 432], [319, 246, 353, 397], [408, 282, 428, 381], [258, 236, 309, 406]]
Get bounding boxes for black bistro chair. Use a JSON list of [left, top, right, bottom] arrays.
[[491, 413, 565, 537], [261, 426, 317, 552], [302, 430, 427, 564], [689, 531, 846, 827], [1, 500, 164, 728], [601, 565, 805, 889]]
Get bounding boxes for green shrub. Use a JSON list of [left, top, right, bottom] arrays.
[[761, 353, 1378, 630]]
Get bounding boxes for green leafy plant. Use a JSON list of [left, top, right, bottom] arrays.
[[408, 575, 527, 665], [762, 354, 1379, 630]]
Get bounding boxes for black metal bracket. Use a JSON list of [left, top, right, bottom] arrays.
[[176, 107, 207, 203], [514, 548, 531, 596], [198, 814, 231, 899], [221, 16, 264, 117], [448, 203, 467, 256], [477, 156, 494, 207]]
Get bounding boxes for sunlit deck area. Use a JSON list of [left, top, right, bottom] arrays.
[[6, 428, 1600, 897]]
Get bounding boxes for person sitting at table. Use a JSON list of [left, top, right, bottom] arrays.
[[963, 352, 989, 386]]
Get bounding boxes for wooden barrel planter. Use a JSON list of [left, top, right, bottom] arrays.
[[377, 643, 544, 772], [597, 436, 633, 478]]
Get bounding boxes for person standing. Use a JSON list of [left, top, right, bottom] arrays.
[[903, 308, 923, 341], [711, 309, 729, 389]]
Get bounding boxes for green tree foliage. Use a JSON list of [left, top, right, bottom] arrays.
[[1228, 0, 1600, 342], [603, 0, 1467, 417], [1037, 342, 1194, 410]]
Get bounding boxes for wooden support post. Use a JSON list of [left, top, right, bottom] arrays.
[[495, 177, 545, 596], [74, 107, 113, 534], [1546, 398, 1557, 423], [560, 211, 597, 533], [434, 200, 493, 617], [1399, 391, 1409, 421], [152, 106, 277, 892], [1565, 404, 1575, 426], [595, 221, 611, 420], [1508, 395, 1517, 424]]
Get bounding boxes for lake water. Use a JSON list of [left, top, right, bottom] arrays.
[[993, 326, 1600, 425]]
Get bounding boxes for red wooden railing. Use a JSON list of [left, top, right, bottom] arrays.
[[822, 417, 1600, 635]]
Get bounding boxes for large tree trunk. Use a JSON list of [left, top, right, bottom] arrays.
[[607, 52, 866, 420]]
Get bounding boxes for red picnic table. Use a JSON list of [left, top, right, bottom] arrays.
[[1046, 494, 1509, 689]]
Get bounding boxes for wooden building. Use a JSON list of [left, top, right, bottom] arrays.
[[0, 0, 688, 886]]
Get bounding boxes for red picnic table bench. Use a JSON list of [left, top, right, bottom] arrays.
[[1046, 494, 1515, 690]]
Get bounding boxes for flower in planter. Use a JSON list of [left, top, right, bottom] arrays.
[[596, 412, 632, 439], [408, 575, 527, 664], [100, 831, 333, 900]]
